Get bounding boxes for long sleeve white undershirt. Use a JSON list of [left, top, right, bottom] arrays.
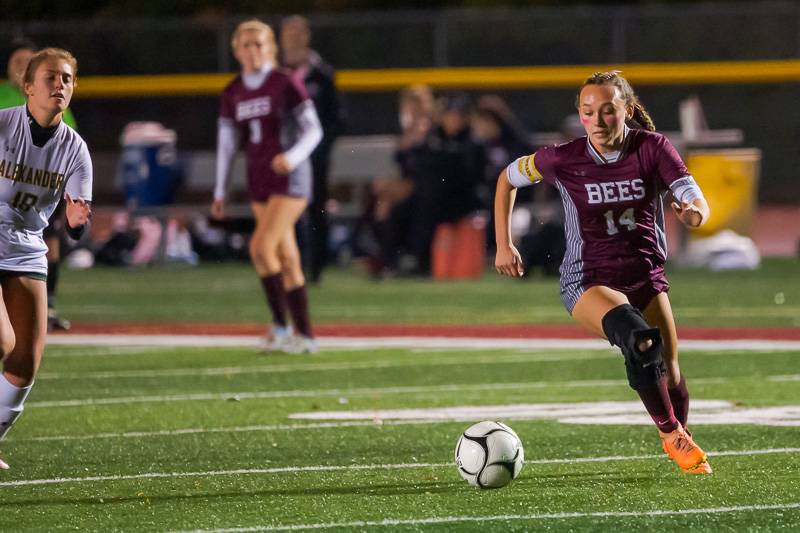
[[284, 100, 323, 170], [214, 118, 239, 202]]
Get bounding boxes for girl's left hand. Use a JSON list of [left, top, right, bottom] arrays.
[[271, 153, 292, 175], [65, 193, 91, 227], [671, 201, 704, 228]]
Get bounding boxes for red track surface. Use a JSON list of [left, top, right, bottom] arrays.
[[63, 323, 800, 340]]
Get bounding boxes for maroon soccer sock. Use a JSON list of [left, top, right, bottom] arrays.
[[668, 374, 690, 428], [260, 273, 287, 327], [286, 285, 313, 338], [636, 376, 680, 433]]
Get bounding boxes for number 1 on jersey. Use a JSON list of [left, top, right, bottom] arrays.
[[604, 207, 636, 235], [248, 119, 262, 144]]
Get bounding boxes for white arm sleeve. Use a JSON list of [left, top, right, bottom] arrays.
[[214, 118, 239, 201], [65, 142, 93, 201], [284, 100, 323, 171], [669, 175, 705, 204]]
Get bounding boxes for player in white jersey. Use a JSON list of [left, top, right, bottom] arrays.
[[0, 48, 92, 469]]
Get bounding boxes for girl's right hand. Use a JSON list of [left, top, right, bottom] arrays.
[[271, 153, 292, 175], [210, 199, 225, 220], [495, 244, 524, 277]]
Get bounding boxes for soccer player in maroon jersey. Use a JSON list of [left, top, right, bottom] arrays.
[[495, 71, 713, 474], [212, 20, 323, 353]]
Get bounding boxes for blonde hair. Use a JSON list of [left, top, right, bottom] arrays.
[[576, 71, 656, 132], [231, 19, 275, 50], [23, 48, 78, 85]]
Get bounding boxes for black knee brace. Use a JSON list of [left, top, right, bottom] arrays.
[[601, 304, 666, 390]]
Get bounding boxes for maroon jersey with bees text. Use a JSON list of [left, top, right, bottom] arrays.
[[219, 69, 309, 201], [510, 128, 693, 312]]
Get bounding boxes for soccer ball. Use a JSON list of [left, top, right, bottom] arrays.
[[454, 421, 524, 489]]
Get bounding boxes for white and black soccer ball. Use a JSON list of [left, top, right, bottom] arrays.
[[454, 421, 524, 489]]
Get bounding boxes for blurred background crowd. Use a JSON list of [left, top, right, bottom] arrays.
[[2, 1, 797, 288]]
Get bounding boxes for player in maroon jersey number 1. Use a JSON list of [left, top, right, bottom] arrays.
[[494, 71, 712, 474], [212, 20, 323, 354]]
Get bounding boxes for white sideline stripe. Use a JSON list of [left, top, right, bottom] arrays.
[[45, 346, 162, 358], [46, 334, 800, 352], [36, 352, 614, 380], [16, 420, 445, 442], [174, 502, 800, 532], [2, 447, 798, 488], [35, 353, 800, 382], [27, 381, 628, 408], [771, 374, 800, 382], [23, 375, 772, 408], [23, 373, 796, 409], [16, 400, 799, 442], [0, 462, 441, 487]]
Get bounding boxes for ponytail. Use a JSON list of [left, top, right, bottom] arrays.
[[631, 102, 656, 132]]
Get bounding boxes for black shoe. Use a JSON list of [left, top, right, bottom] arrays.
[[47, 310, 71, 331]]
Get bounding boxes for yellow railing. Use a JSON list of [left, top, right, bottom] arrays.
[[73, 59, 800, 99]]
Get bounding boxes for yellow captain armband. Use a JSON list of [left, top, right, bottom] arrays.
[[517, 154, 543, 183]]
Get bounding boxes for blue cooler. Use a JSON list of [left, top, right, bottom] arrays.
[[119, 122, 181, 209]]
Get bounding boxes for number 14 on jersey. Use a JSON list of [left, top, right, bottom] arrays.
[[604, 208, 636, 235]]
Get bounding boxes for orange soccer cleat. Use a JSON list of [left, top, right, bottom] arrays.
[[659, 426, 713, 474]]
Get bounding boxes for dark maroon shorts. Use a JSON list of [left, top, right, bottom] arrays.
[[562, 267, 670, 314], [618, 277, 670, 312], [248, 162, 312, 203]]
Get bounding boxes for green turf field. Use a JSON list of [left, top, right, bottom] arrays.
[[58, 258, 800, 327], [1, 342, 798, 531], [4, 258, 797, 530]]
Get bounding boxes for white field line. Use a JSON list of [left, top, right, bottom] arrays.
[[1, 447, 798, 488], [771, 375, 800, 382], [26, 381, 626, 408], [24, 374, 772, 409], [36, 352, 614, 381], [15, 420, 444, 442], [46, 334, 800, 352], [34, 357, 800, 383], [44, 346, 163, 358], [15, 399, 799, 443], [173, 502, 800, 533]]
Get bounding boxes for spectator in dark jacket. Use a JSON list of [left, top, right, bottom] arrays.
[[471, 95, 534, 255], [401, 93, 485, 275], [280, 15, 345, 283]]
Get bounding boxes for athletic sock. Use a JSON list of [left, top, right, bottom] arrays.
[[260, 274, 287, 327], [0, 375, 33, 440], [668, 374, 690, 427], [286, 285, 313, 338], [636, 376, 680, 433]]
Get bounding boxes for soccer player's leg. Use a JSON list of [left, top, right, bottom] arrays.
[[278, 227, 317, 354], [0, 275, 47, 469], [573, 286, 710, 474], [251, 201, 291, 351], [643, 292, 689, 425], [44, 205, 70, 332], [264, 195, 316, 354], [643, 292, 711, 474], [256, 195, 316, 354], [45, 236, 70, 331], [0, 283, 13, 470]]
